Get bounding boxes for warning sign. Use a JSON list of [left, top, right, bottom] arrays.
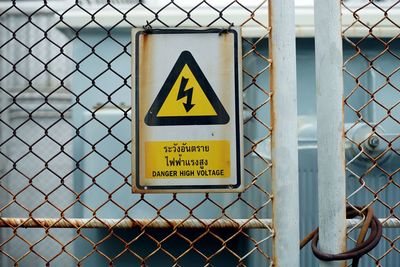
[[145, 51, 229, 126], [132, 27, 243, 193], [145, 140, 230, 179]]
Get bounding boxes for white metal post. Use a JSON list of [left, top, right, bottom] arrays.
[[269, 0, 299, 266], [314, 0, 347, 266]]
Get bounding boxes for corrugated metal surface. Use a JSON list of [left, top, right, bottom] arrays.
[[0, 7, 74, 267]]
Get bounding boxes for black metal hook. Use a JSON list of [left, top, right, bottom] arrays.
[[143, 20, 153, 34], [219, 23, 234, 36]]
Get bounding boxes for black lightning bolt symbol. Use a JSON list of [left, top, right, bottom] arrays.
[[177, 76, 195, 112]]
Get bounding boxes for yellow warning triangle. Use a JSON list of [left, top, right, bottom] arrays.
[[145, 51, 229, 126], [157, 64, 217, 117]]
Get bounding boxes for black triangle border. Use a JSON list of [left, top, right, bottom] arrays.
[[144, 50, 230, 126]]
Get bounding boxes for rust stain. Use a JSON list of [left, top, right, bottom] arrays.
[[342, 96, 346, 139], [137, 32, 154, 187], [340, 98, 347, 267], [139, 32, 153, 124], [268, 0, 275, 155], [218, 32, 234, 106], [267, 2, 278, 265]]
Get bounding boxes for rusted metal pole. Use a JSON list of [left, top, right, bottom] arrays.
[[269, 0, 300, 266], [0, 218, 271, 229], [314, 0, 347, 266], [2, 216, 398, 230]]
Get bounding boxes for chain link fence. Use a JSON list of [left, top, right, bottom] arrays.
[[6, 0, 400, 266], [0, 0, 273, 266], [343, 0, 400, 265]]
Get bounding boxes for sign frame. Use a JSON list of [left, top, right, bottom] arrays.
[[132, 27, 243, 193]]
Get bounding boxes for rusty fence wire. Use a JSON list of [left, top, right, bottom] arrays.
[[343, 0, 400, 266], [0, 0, 272, 266]]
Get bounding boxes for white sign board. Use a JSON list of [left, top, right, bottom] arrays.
[[132, 28, 243, 193]]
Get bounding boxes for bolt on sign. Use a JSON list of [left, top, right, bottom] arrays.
[[132, 28, 243, 193]]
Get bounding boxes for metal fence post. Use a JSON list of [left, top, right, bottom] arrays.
[[269, 0, 300, 266], [314, 0, 347, 266]]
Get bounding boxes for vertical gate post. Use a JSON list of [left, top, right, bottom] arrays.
[[269, 0, 300, 266], [314, 0, 347, 266]]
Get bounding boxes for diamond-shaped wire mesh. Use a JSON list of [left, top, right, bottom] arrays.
[[0, 1, 272, 266], [343, 0, 400, 265]]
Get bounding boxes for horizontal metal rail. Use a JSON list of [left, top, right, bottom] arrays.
[[0, 218, 272, 229], [347, 218, 400, 229], [1, 217, 399, 229]]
